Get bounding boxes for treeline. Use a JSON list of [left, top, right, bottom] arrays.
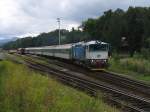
[[3, 29, 88, 49], [82, 7, 150, 56], [3, 7, 150, 56]]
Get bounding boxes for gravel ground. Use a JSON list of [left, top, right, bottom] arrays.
[[0, 52, 4, 60]]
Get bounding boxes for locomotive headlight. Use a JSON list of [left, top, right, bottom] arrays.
[[91, 59, 94, 63], [103, 59, 107, 62]]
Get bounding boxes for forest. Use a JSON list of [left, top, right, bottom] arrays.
[[3, 7, 150, 56]]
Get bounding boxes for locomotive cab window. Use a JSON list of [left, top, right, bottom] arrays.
[[89, 44, 108, 51]]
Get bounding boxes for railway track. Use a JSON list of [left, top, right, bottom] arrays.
[[26, 54, 150, 99], [94, 71, 150, 98], [16, 54, 150, 112]]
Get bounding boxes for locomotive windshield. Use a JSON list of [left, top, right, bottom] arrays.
[[89, 44, 109, 51]]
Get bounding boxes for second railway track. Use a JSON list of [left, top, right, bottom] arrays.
[[26, 54, 150, 98], [14, 54, 150, 112]]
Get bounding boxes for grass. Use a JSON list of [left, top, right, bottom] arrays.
[[0, 60, 119, 112], [108, 55, 150, 84]]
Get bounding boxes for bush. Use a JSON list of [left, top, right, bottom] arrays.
[[140, 48, 150, 60], [120, 58, 150, 74]]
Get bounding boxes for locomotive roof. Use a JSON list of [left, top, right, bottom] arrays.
[[85, 40, 108, 45], [73, 40, 108, 46]]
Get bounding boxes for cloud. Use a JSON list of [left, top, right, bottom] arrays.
[[0, 0, 150, 39]]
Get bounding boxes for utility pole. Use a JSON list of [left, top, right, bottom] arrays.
[[57, 18, 61, 45]]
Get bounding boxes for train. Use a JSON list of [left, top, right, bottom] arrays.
[[17, 40, 110, 68]]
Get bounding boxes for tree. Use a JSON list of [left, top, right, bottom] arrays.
[[82, 7, 150, 56], [125, 7, 144, 56]]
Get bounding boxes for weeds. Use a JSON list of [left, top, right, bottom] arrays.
[[0, 61, 119, 112], [109, 57, 150, 83]]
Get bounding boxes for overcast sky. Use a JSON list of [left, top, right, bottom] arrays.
[[0, 0, 150, 39]]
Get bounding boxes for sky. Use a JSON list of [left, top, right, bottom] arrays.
[[0, 0, 150, 39]]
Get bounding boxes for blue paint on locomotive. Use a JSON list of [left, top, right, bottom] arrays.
[[72, 45, 86, 61]]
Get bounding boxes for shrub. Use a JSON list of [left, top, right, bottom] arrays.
[[120, 58, 150, 74], [140, 48, 150, 60]]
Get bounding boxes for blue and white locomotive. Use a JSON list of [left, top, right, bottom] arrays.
[[24, 40, 110, 68], [72, 41, 110, 67]]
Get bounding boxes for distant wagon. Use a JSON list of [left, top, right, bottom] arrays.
[[17, 48, 25, 55]]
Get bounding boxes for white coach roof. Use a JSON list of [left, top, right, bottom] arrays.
[[26, 44, 72, 50]]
